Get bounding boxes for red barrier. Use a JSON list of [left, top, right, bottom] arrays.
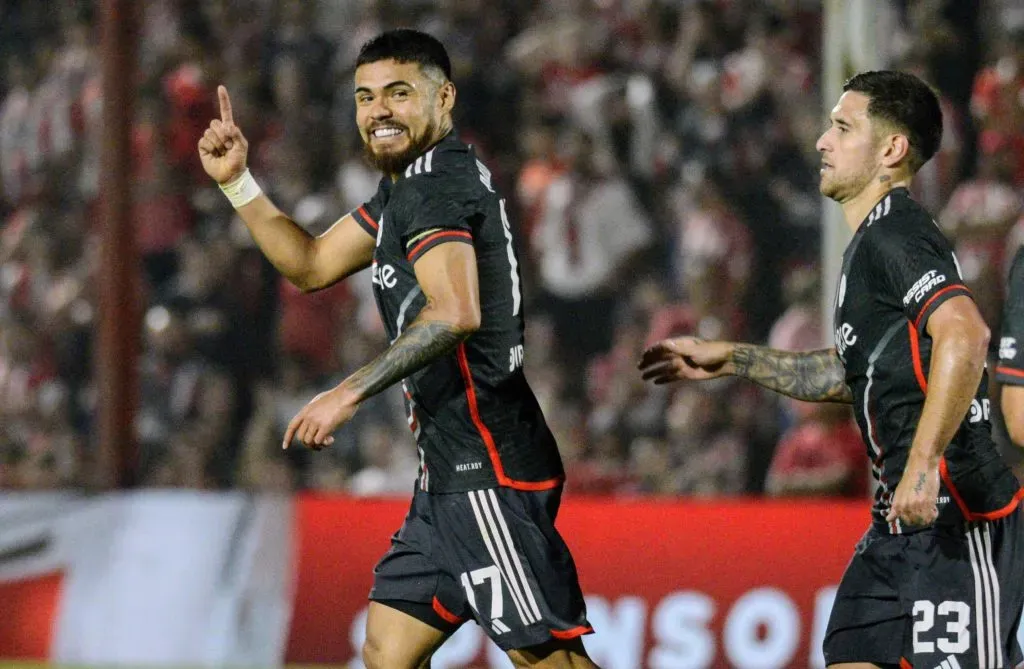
[[285, 496, 870, 668], [0, 572, 64, 659]]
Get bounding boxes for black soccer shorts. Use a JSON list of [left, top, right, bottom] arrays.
[[370, 484, 593, 651], [824, 507, 1024, 669]]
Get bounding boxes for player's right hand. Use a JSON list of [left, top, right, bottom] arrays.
[[637, 336, 734, 384], [197, 85, 249, 185]]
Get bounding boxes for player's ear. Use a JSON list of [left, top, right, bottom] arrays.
[[437, 80, 456, 114], [880, 133, 911, 169]]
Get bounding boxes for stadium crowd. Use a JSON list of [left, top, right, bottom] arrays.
[[0, 0, 1022, 496]]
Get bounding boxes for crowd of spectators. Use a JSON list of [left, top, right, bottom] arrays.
[[0, 0, 1021, 497]]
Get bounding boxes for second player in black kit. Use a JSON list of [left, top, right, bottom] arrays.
[[997, 247, 1024, 450], [199, 28, 597, 669], [639, 70, 1024, 669], [826, 187, 1024, 668]]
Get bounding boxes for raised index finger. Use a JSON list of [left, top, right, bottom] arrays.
[[218, 85, 234, 125]]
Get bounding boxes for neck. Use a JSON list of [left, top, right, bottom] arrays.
[[842, 174, 911, 231]]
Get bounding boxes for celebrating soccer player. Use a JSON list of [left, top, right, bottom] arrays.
[[199, 29, 599, 669]]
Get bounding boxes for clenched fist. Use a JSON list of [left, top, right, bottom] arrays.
[[197, 85, 249, 185]]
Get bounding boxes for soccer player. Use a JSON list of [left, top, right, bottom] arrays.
[[639, 71, 1024, 669], [999, 246, 1024, 448], [198, 29, 598, 669]]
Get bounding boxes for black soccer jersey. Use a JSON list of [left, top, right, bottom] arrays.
[[997, 247, 1024, 386], [351, 132, 564, 493], [833, 188, 1022, 534]]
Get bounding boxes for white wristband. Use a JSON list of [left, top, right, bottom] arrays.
[[219, 169, 262, 208]]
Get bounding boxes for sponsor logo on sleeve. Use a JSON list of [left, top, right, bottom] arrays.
[[903, 269, 946, 306], [1001, 337, 1018, 361]]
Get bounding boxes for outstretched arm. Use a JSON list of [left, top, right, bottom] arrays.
[[730, 344, 853, 403], [638, 337, 852, 403], [198, 85, 375, 291], [283, 241, 481, 449]]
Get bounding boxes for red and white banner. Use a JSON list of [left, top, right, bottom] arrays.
[[285, 496, 869, 669], [6, 493, 1019, 668]]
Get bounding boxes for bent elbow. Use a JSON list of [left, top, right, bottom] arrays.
[[456, 312, 481, 336]]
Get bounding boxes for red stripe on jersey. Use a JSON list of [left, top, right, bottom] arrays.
[[940, 457, 1024, 521], [407, 230, 473, 262], [997, 365, 1024, 379], [913, 284, 970, 332], [550, 625, 593, 639], [356, 206, 379, 230], [900, 658, 913, 669], [432, 596, 464, 624], [907, 322, 928, 392], [456, 344, 564, 491]]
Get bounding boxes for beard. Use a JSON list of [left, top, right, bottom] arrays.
[[363, 118, 438, 175], [819, 166, 873, 203]]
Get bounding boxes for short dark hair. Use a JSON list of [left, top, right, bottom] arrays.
[[356, 29, 452, 81], [842, 70, 942, 172]]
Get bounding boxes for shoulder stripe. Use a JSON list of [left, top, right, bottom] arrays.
[[404, 149, 436, 179], [865, 195, 892, 226]]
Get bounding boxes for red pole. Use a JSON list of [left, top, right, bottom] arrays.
[[94, 0, 139, 488]]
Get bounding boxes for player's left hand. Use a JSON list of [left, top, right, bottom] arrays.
[[282, 387, 359, 450], [886, 456, 940, 527]]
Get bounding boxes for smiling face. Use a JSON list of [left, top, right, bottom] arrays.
[[354, 59, 454, 175], [815, 91, 885, 204]]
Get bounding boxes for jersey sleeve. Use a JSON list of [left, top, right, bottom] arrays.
[[394, 173, 478, 264], [997, 248, 1024, 385], [349, 181, 387, 238], [862, 215, 973, 333]]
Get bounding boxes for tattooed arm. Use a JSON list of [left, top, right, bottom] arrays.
[[730, 344, 853, 403], [283, 242, 480, 449], [639, 337, 853, 403], [342, 319, 469, 401]]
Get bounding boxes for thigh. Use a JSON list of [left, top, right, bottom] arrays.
[[363, 600, 449, 669], [906, 513, 1024, 669], [431, 486, 593, 652], [506, 637, 598, 668], [369, 489, 469, 632], [824, 529, 909, 667]]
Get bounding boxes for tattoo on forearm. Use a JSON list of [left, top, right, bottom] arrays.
[[345, 320, 467, 401], [731, 345, 854, 403]]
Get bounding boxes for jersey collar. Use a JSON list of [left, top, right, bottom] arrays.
[[394, 129, 459, 181]]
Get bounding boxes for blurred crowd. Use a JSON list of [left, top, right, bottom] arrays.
[[1, 0, 1022, 497]]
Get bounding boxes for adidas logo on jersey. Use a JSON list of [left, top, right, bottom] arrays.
[[931, 655, 963, 669]]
